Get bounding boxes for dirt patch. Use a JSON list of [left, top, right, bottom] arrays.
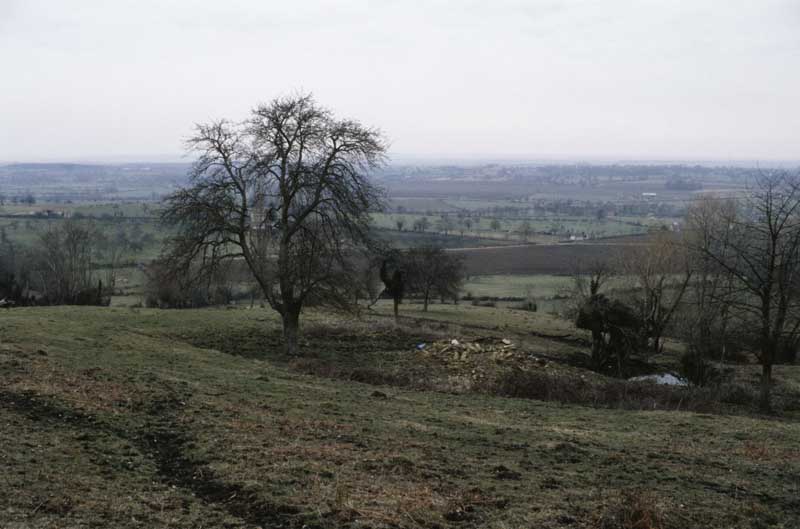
[[0, 389, 99, 428]]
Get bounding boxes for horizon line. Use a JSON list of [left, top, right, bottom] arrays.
[[2, 153, 800, 168]]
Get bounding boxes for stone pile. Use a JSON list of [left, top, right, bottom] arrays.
[[418, 337, 548, 367]]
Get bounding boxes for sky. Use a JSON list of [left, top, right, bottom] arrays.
[[1, 0, 798, 163]]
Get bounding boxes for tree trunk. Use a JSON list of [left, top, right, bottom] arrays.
[[759, 362, 773, 412], [652, 333, 662, 356], [282, 307, 301, 356], [393, 296, 399, 322], [423, 293, 429, 312], [590, 329, 604, 370]]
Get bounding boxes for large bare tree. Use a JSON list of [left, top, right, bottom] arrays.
[[162, 94, 387, 355], [683, 196, 738, 361], [687, 172, 800, 411]]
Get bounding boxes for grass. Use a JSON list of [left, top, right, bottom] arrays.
[[463, 274, 572, 300], [459, 274, 648, 314], [1, 306, 800, 528]]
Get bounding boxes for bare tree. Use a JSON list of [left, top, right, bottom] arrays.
[[436, 215, 455, 236], [405, 245, 465, 311], [97, 228, 131, 293], [683, 196, 738, 361], [34, 220, 105, 305], [571, 259, 613, 301], [568, 260, 617, 369], [379, 255, 405, 320], [413, 217, 430, 232], [162, 94, 387, 355], [517, 220, 533, 241], [436, 251, 465, 304], [622, 232, 693, 355], [0, 238, 26, 305], [687, 172, 800, 410], [462, 217, 473, 236]]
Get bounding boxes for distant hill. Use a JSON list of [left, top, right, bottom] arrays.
[[0, 163, 104, 171]]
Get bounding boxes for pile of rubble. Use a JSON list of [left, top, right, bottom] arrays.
[[416, 337, 548, 367]]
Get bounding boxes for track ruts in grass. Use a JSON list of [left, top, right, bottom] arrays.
[[0, 390, 307, 528]]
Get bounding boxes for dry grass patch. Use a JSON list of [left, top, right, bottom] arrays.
[[592, 489, 675, 529]]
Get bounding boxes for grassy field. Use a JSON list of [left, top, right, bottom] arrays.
[[459, 274, 643, 314], [462, 274, 572, 299], [2, 305, 800, 528]]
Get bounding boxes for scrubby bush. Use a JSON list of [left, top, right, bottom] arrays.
[[576, 294, 642, 375], [143, 260, 234, 308], [486, 367, 745, 413], [716, 382, 758, 406], [679, 351, 721, 386]]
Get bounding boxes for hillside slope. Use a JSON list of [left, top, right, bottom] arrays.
[[1, 307, 799, 528]]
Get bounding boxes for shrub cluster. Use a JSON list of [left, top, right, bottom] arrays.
[[485, 368, 757, 413]]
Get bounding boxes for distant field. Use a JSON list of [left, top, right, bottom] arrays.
[[462, 274, 571, 299], [0, 201, 158, 217], [373, 227, 520, 248], [381, 178, 734, 203], [372, 212, 657, 242], [452, 240, 644, 275], [0, 163, 186, 202]]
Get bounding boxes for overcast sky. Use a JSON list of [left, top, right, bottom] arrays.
[[1, 0, 798, 163]]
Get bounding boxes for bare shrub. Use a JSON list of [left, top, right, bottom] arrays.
[[143, 259, 233, 308], [679, 351, 721, 386], [32, 220, 110, 306], [486, 368, 738, 413]]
